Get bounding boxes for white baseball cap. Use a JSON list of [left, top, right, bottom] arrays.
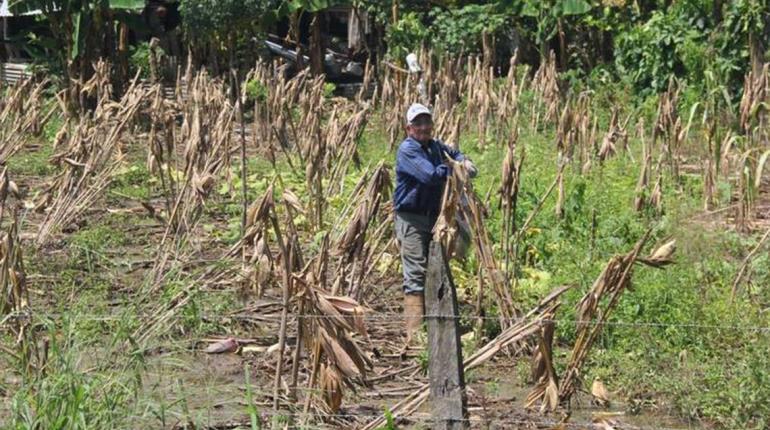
[[406, 103, 432, 124]]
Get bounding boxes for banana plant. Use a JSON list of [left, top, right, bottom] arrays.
[[501, 0, 591, 62], [9, 0, 145, 109], [10, 0, 144, 61]]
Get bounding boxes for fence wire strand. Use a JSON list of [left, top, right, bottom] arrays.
[[3, 310, 769, 332]]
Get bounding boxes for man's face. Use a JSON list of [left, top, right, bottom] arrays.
[[407, 114, 433, 143]]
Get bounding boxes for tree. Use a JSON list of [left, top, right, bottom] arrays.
[[274, 0, 349, 75], [516, 0, 592, 67], [734, 0, 769, 76], [10, 0, 145, 109], [179, 0, 279, 74]]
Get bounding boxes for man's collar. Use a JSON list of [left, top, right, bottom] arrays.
[[407, 136, 433, 147]]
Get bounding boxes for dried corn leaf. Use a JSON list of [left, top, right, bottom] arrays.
[[319, 328, 361, 379], [543, 379, 559, 413], [320, 364, 343, 412], [316, 294, 354, 332], [591, 379, 610, 407], [282, 188, 305, 214], [638, 239, 676, 268]]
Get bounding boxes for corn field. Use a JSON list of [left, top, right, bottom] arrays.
[[0, 52, 768, 430]]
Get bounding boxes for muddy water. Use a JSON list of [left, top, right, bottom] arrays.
[[467, 375, 706, 430], [134, 350, 706, 429], [139, 350, 257, 428]]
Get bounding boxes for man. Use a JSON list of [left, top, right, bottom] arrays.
[[393, 103, 476, 343]]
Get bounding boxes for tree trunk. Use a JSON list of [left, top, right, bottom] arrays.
[[601, 29, 613, 64], [392, 0, 399, 23], [117, 23, 129, 93], [291, 11, 304, 71], [2, 18, 12, 59], [712, 0, 723, 24], [309, 13, 323, 76], [749, 31, 766, 78], [557, 18, 567, 70], [210, 41, 220, 75]]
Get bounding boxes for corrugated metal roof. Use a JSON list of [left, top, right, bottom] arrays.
[[1, 62, 32, 84]]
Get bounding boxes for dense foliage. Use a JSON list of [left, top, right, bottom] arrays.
[[7, 0, 769, 104], [3, 2, 770, 430], [179, 0, 276, 35], [375, 0, 768, 102]]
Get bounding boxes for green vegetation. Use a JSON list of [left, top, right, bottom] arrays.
[[9, 1, 770, 108], [2, 2, 769, 429], [128, 42, 158, 80], [246, 78, 270, 103], [1, 83, 768, 428]]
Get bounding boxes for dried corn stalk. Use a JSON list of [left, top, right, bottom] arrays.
[[133, 186, 278, 346], [0, 168, 20, 225], [293, 255, 371, 418], [0, 78, 58, 164], [525, 316, 559, 412], [148, 71, 236, 286], [36, 71, 145, 246], [361, 285, 571, 430], [436, 156, 519, 327], [653, 79, 685, 182], [559, 233, 672, 404], [0, 205, 39, 373], [500, 127, 524, 283], [739, 63, 768, 138], [462, 56, 495, 148], [530, 52, 561, 130], [703, 120, 718, 211], [145, 84, 179, 220], [633, 128, 652, 213], [598, 109, 629, 163], [734, 65, 770, 231], [333, 162, 391, 300]]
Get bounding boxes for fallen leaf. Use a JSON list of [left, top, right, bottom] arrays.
[[650, 239, 676, 260], [241, 345, 267, 354], [543, 379, 559, 412], [204, 338, 238, 354], [266, 343, 281, 355], [592, 379, 611, 407]]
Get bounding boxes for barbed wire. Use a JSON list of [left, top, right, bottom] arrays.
[[4, 310, 769, 332]]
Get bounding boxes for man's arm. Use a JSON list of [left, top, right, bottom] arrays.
[[397, 141, 450, 185], [438, 141, 478, 178], [437, 141, 465, 162]]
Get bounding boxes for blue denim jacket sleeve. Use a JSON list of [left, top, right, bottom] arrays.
[[396, 139, 450, 185], [393, 138, 469, 214]]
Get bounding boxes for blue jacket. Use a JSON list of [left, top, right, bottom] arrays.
[[393, 137, 465, 217]]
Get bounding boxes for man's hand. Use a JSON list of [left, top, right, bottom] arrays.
[[441, 149, 477, 179], [463, 159, 478, 178], [436, 164, 451, 178]]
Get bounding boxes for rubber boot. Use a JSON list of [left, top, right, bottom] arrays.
[[404, 293, 424, 346]]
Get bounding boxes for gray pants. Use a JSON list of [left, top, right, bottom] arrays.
[[395, 211, 435, 295]]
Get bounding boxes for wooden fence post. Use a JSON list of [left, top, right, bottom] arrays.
[[425, 241, 468, 429]]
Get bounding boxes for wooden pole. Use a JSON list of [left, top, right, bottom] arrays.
[[425, 241, 468, 430]]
